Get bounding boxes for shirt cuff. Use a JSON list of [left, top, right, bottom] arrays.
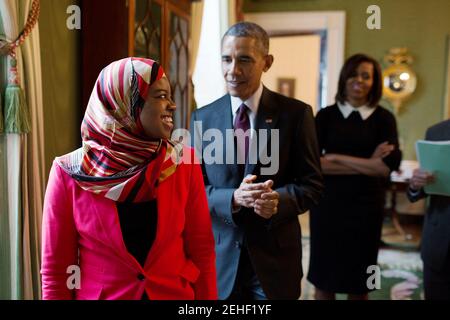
[[231, 195, 241, 213], [408, 186, 423, 197], [232, 206, 241, 214]]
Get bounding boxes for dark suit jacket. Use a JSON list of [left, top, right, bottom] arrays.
[[408, 119, 450, 272], [190, 87, 323, 299]]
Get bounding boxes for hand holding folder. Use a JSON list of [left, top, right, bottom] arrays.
[[415, 140, 450, 196]]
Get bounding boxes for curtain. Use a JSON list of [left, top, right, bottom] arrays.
[[227, 0, 239, 28], [189, 1, 204, 82], [19, 0, 44, 300], [0, 3, 11, 299], [0, 0, 44, 300], [192, 0, 236, 108]]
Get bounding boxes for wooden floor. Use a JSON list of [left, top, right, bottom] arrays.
[[381, 221, 422, 250], [298, 211, 424, 300]]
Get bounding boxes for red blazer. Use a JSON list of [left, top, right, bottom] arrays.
[[41, 147, 217, 300]]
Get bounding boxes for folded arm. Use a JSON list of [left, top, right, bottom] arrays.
[[324, 153, 390, 177], [320, 157, 360, 175], [323, 140, 398, 177]]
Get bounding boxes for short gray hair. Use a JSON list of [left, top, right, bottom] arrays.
[[222, 22, 269, 55]]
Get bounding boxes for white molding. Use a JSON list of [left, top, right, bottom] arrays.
[[444, 35, 450, 119], [245, 11, 346, 107]]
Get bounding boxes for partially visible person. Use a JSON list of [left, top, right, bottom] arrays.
[[408, 119, 450, 300], [41, 57, 217, 300], [308, 53, 402, 300]]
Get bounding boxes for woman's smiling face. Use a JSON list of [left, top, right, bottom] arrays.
[[345, 62, 374, 107], [139, 76, 176, 140]]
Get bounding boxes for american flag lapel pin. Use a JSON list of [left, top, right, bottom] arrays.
[[265, 118, 272, 124]]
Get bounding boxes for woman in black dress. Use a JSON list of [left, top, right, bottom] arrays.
[[307, 54, 402, 300]]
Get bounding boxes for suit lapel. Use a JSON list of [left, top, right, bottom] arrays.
[[245, 87, 280, 176], [213, 95, 233, 132], [92, 197, 139, 269], [210, 95, 242, 179]]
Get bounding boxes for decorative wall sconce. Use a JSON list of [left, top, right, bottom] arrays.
[[382, 48, 417, 114]]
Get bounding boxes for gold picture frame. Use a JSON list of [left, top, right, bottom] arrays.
[[277, 78, 296, 98]]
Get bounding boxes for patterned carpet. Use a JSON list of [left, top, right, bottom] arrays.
[[300, 238, 424, 300]]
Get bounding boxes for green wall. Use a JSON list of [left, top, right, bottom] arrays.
[[244, 0, 450, 160], [40, 0, 81, 179]]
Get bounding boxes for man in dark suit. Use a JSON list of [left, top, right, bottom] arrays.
[[408, 119, 450, 300], [189, 22, 323, 300]]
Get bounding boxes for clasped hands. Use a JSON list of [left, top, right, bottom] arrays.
[[233, 175, 279, 219]]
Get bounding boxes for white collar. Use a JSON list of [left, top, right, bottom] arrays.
[[337, 101, 376, 120], [230, 83, 263, 116]]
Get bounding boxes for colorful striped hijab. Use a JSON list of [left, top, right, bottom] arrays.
[[56, 57, 182, 202]]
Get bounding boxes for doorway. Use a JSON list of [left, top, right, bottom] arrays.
[[263, 34, 321, 113], [245, 11, 346, 110]]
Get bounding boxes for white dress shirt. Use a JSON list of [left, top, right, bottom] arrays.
[[230, 83, 263, 139]]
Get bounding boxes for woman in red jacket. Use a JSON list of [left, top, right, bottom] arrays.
[[41, 57, 217, 300]]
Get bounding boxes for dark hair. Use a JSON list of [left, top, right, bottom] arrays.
[[335, 53, 383, 108], [222, 21, 269, 55]]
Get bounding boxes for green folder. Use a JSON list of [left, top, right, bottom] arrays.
[[415, 140, 450, 196]]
